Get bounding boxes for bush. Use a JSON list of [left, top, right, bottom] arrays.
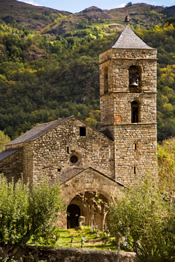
[[0, 175, 63, 261], [108, 175, 175, 262]]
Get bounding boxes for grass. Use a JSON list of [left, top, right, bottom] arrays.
[[54, 226, 118, 251], [28, 226, 118, 251]]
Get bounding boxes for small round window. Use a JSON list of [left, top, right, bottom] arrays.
[[70, 155, 78, 164]]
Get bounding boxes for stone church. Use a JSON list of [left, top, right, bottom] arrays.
[[0, 26, 157, 229]]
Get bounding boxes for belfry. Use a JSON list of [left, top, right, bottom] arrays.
[[100, 26, 157, 185]]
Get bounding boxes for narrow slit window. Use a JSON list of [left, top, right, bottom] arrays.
[[80, 127, 86, 136], [104, 67, 108, 94], [134, 166, 136, 174], [67, 147, 69, 154]]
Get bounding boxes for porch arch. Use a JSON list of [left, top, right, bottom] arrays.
[[67, 191, 109, 230]]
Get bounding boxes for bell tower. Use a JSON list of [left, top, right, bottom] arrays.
[[99, 26, 157, 185]]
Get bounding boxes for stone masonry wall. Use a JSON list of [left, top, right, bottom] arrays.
[[100, 92, 157, 128], [114, 123, 157, 185], [61, 169, 120, 204], [23, 144, 34, 183], [15, 246, 136, 262], [31, 117, 114, 182], [4, 142, 34, 183], [99, 48, 157, 132], [99, 46, 157, 185], [99, 49, 157, 93], [0, 148, 23, 182], [60, 168, 123, 228]]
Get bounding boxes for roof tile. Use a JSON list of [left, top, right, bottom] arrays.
[[111, 25, 153, 49], [8, 116, 73, 146], [0, 149, 19, 162]]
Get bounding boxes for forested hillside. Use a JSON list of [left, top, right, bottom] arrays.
[[0, 0, 175, 141], [0, 0, 71, 31]]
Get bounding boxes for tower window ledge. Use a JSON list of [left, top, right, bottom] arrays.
[[143, 91, 157, 94], [100, 92, 112, 96], [110, 91, 132, 94], [114, 122, 157, 126], [112, 58, 157, 61]]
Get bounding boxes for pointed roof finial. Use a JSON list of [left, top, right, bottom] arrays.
[[124, 3, 131, 24]]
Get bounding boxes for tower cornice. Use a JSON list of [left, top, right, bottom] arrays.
[[100, 91, 157, 96], [99, 57, 157, 65]]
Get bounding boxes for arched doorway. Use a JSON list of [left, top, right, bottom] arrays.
[[67, 192, 109, 230], [67, 204, 80, 228]]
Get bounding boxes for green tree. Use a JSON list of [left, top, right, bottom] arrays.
[[0, 130, 10, 152], [158, 137, 175, 202], [85, 110, 100, 129], [126, 2, 132, 7], [0, 175, 63, 261], [108, 175, 175, 262]]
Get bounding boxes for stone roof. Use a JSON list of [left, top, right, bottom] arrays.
[[7, 115, 113, 147], [59, 167, 85, 184], [0, 149, 18, 161], [60, 166, 124, 187], [8, 116, 73, 146], [111, 25, 153, 49]]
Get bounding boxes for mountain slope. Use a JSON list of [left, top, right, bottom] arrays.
[[0, 0, 71, 31], [42, 3, 175, 35], [43, 6, 122, 35], [107, 3, 165, 28], [0, 0, 175, 141], [0, 1, 175, 33]]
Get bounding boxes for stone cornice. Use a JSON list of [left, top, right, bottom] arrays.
[[99, 57, 157, 64], [100, 91, 157, 96], [102, 122, 157, 127]]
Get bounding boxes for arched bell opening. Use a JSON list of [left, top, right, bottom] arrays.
[[131, 101, 141, 123], [129, 65, 141, 93], [67, 204, 80, 229], [67, 191, 109, 231]]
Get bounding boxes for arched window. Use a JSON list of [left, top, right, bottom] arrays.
[[104, 67, 108, 94], [129, 65, 141, 93], [131, 101, 140, 123]]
